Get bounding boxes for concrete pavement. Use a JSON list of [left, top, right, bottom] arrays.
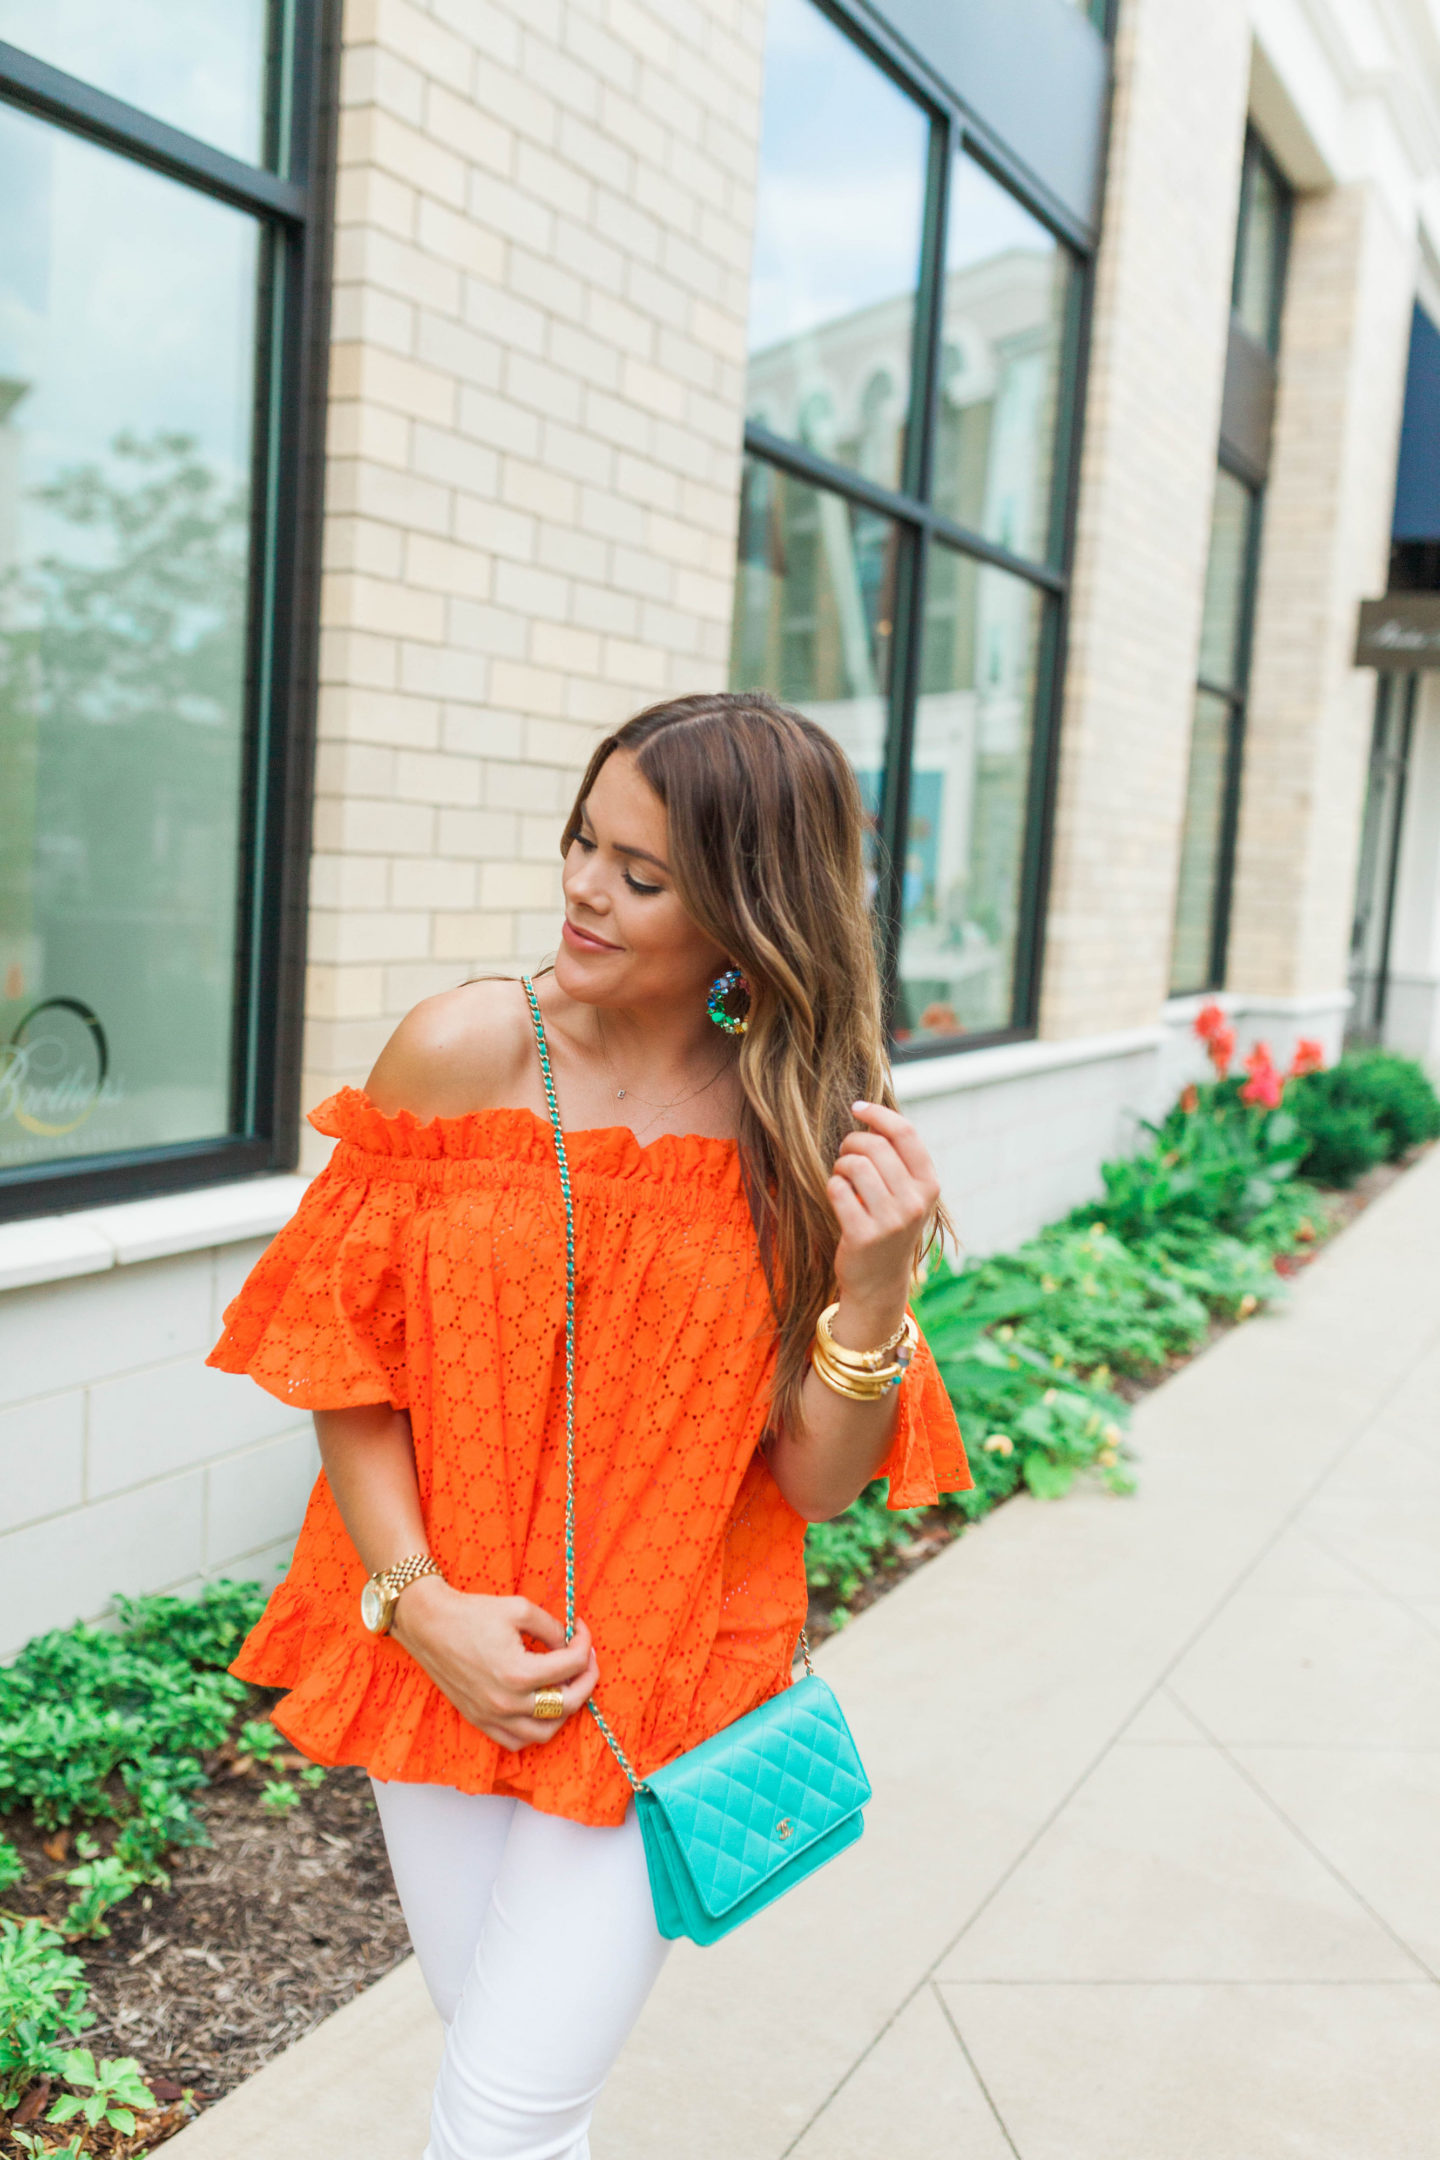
[[166, 1143, 1440, 2159]]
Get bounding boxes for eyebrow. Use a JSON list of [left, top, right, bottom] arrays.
[[578, 809, 670, 874]]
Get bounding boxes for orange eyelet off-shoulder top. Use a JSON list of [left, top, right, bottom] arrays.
[[207, 1088, 971, 1828]]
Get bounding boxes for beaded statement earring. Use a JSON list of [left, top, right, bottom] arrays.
[[706, 968, 750, 1036]]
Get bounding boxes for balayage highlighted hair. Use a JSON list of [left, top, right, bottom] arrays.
[[560, 689, 946, 1432]]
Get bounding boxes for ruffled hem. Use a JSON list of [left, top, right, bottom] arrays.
[[879, 1332, 971, 1508], [232, 1582, 795, 1830]]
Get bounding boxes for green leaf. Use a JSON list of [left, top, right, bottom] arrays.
[[1022, 1453, 1075, 1499]]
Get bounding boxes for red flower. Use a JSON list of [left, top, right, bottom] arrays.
[[1194, 1002, 1226, 1044], [1208, 1024, 1236, 1080], [1240, 1042, 1282, 1109], [1289, 1037, 1324, 1078], [1179, 1082, 1199, 1114]]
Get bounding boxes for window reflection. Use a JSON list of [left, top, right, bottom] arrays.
[[730, 458, 897, 888], [0, 0, 270, 166], [744, 0, 928, 492], [932, 154, 1073, 567], [1234, 143, 1287, 352], [1170, 691, 1231, 994], [0, 107, 259, 1171], [895, 548, 1044, 1040], [1196, 469, 1254, 692]]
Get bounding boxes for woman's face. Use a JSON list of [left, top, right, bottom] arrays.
[[556, 749, 728, 1010]]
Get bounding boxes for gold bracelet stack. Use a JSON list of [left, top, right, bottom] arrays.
[[810, 1303, 919, 1401]]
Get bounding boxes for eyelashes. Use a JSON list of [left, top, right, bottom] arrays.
[[572, 833, 662, 897]]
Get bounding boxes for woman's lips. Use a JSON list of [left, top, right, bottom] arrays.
[[562, 917, 622, 954]]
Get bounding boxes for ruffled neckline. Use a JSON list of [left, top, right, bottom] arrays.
[[310, 1086, 742, 1187]]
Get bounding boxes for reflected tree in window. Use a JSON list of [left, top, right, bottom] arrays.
[[0, 430, 248, 1159]]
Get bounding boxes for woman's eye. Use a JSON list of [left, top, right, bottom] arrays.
[[624, 872, 662, 896]]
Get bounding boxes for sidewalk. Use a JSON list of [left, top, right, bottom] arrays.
[[167, 1145, 1440, 2160]]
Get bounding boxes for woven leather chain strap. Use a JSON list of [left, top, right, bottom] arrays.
[[520, 978, 813, 1797]]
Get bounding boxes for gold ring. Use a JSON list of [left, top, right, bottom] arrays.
[[532, 1688, 565, 1721]]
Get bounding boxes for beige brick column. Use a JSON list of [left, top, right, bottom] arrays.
[[1038, 0, 1251, 1038], [302, 0, 764, 1159], [1226, 182, 1414, 999]]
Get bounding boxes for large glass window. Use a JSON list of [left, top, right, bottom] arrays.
[[1232, 132, 1290, 354], [1169, 470, 1258, 994], [897, 550, 1044, 1039], [1169, 129, 1290, 997], [731, 0, 1081, 1052], [0, 1, 272, 165], [0, 9, 328, 1215], [744, 0, 929, 494], [933, 153, 1075, 567], [731, 459, 897, 887]]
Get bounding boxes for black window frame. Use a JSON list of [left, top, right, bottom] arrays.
[[1232, 126, 1292, 357], [1169, 125, 1294, 997], [737, 0, 1097, 1061], [0, 3, 339, 1224], [1171, 459, 1266, 996]]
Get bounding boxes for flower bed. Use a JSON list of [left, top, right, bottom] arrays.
[[807, 1027, 1440, 1634], [0, 1031, 1435, 2155], [0, 1590, 410, 2156]]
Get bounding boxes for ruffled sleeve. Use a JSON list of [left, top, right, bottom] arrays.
[[878, 1321, 970, 1509], [206, 1099, 412, 1410]]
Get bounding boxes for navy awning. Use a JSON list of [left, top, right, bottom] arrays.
[[1393, 304, 1440, 541]]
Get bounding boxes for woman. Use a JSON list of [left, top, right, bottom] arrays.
[[209, 689, 968, 2160]]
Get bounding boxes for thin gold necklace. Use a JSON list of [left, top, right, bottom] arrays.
[[594, 1012, 733, 1133]]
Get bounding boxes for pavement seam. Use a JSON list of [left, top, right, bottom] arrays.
[[930, 1980, 1024, 2158], [1291, 1521, 1440, 1648], [778, 1258, 1440, 2155]]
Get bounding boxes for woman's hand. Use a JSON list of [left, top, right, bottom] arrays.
[[392, 1577, 599, 1755], [827, 1100, 941, 1341]]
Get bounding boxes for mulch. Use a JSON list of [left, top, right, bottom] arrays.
[[1, 1148, 1424, 2154], [0, 1731, 411, 2154]]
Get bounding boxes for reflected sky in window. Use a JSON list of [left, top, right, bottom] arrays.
[[745, 0, 927, 491], [0, 0, 270, 165]]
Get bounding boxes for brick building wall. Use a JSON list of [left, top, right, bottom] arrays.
[[1038, 0, 1252, 1040], [3, 0, 1437, 1648], [303, 0, 766, 1157], [1228, 180, 1415, 999]]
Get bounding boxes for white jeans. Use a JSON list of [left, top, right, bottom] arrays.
[[371, 1779, 670, 2160]]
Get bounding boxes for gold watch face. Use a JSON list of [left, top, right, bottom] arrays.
[[360, 1579, 388, 1634]]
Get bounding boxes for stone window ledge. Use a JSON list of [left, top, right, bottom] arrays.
[[0, 1176, 310, 1296], [893, 1026, 1164, 1104]]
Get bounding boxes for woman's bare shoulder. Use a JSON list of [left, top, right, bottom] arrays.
[[363, 978, 537, 1120]]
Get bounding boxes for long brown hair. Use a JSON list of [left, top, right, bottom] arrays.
[[561, 689, 944, 1430]]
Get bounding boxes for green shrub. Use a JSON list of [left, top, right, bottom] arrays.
[[0, 1578, 270, 1959], [920, 1223, 1212, 1380], [1288, 1050, 1440, 1184], [45, 2046, 155, 2136], [804, 1487, 927, 1603], [0, 1919, 94, 2109], [1073, 1087, 1313, 1245], [61, 1854, 144, 1941], [113, 1578, 268, 1670]]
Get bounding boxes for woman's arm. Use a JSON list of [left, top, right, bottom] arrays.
[[316, 1404, 598, 1752], [767, 1101, 941, 1522]]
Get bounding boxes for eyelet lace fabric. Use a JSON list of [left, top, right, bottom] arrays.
[[208, 1089, 970, 1827]]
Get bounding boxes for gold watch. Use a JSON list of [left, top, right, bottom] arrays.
[[360, 1552, 444, 1636]]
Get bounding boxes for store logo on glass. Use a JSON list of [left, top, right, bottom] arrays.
[[0, 996, 116, 1138]]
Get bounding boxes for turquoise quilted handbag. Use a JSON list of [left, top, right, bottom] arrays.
[[523, 980, 872, 1946]]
